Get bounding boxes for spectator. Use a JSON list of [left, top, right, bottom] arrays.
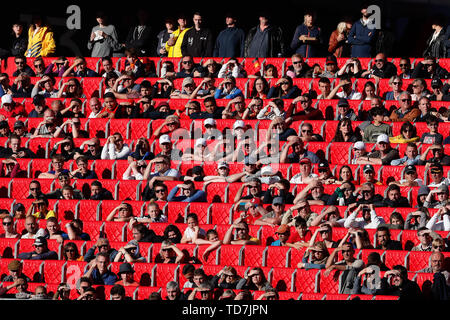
[[106, 203, 135, 222], [286, 53, 313, 78], [361, 81, 378, 100], [354, 181, 384, 206], [336, 58, 365, 78], [415, 96, 436, 123], [214, 75, 243, 99], [423, 18, 447, 58], [0, 216, 19, 239], [362, 107, 392, 143], [244, 12, 284, 58], [26, 197, 56, 220], [142, 155, 180, 191], [63, 242, 84, 261], [167, 181, 207, 203], [316, 77, 331, 99], [328, 21, 352, 57], [412, 56, 449, 79], [236, 267, 272, 291], [218, 58, 247, 79], [294, 179, 330, 206], [2, 260, 31, 282], [429, 78, 450, 101], [382, 184, 410, 207], [332, 118, 361, 143], [17, 236, 58, 260], [358, 134, 400, 165], [424, 184, 449, 209], [1, 22, 28, 58], [70, 156, 98, 179], [12, 56, 35, 77], [20, 216, 39, 239], [214, 13, 245, 57], [344, 204, 385, 229], [267, 76, 301, 100], [327, 182, 357, 206], [419, 145, 450, 167], [411, 228, 433, 251], [375, 226, 403, 250], [25, 14, 55, 57], [223, 217, 260, 245], [420, 116, 443, 144], [165, 14, 191, 58], [84, 252, 117, 285], [389, 122, 419, 144], [181, 12, 213, 57], [28, 94, 48, 118], [188, 77, 216, 99], [380, 266, 422, 299], [384, 76, 404, 101], [124, 9, 153, 56], [62, 57, 98, 78], [290, 11, 322, 58], [390, 91, 420, 122], [165, 281, 187, 300], [155, 240, 185, 263], [297, 241, 330, 269], [327, 75, 362, 99], [0, 157, 26, 178], [84, 238, 119, 263], [77, 137, 102, 160], [87, 12, 119, 57], [27, 180, 45, 199], [114, 263, 139, 287], [347, 5, 376, 57], [114, 240, 146, 263], [320, 55, 339, 78], [363, 53, 397, 79], [425, 205, 450, 231], [101, 133, 130, 160], [57, 78, 85, 99], [89, 180, 114, 200], [281, 200, 318, 227], [156, 18, 175, 57]]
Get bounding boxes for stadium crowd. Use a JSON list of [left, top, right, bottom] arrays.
[[0, 4, 450, 301]]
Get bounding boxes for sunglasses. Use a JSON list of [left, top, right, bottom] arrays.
[[433, 245, 444, 249], [34, 64, 44, 68], [98, 244, 109, 249], [399, 64, 408, 67], [30, 188, 39, 191], [412, 85, 420, 88], [280, 82, 289, 85], [392, 82, 401, 85], [2, 222, 12, 226], [401, 98, 411, 102], [15, 61, 24, 65], [65, 249, 75, 252], [293, 61, 302, 65], [182, 60, 192, 64], [318, 169, 328, 173], [155, 189, 165, 193], [302, 129, 312, 133], [375, 59, 384, 62]]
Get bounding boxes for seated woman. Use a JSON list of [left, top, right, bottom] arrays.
[[210, 266, 241, 290], [180, 213, 206, 244], [361, 81, 378, 100], [106, 203, 135, 222], [70, 156, 98, 179], [0, 157, 26, 178], [170, 77, 196, 99], [217, 58, 247, 78], [113, 240, 146, 263], [189, 77, 216, 99], [0, 216, 20, 239], [332, 118, 362, 142], [128, 138, 154, 162], [297, 241, 330, 269], [267, 76, 301, 100], [199, 229, 223, 262], [60, 98, 85, 118], [50, 138, 78, 161], [384, 76, 404, 101], [249, 77, 269, 99], [236, 267, 273, 291], [163, 224, 182, 244], [336, 58, 365, 78], [154, 240, 185, 263], [57, 78, 85, 99], [389, 121, 419, 144], [63, 242, 84, 261]]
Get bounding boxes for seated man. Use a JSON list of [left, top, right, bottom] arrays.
[[344, 204, 385, 229], [154, 135, 183, 160], [354, 182, 384, 206], [32, 109, 60, 138], [293, 179, 330, 205], [419, 144, 450, 166], [189, 97, 225, 119], [280, 136, 321, 164], [38, 155, 69, 179], [17, 236, 58, 260], [423, 184, 449, 209], [362, 107, 392, 143], [411, 227, 433, 251], [389, 91, 420, 122], [281, 200, 318, 227], [222, 217, 260, 245], [84, 238, 119, 263], [290, 158, 318, 185], [28, 94, 48, 118], [70, 156, 98, 179], [255, 197, 286, 227], [287, 94, 324, 121], [62, 56, 99, 77], [83, 252, 117, 285], [76, 137, 102, 160], [142, 155, 180, 190], [327, 75, 362, 100], [427, 163, 450, 188], [46, 173, 83, 199], [390, 164, 424, 187], [390, 143, 420, 166], [270, 224, 291, 247], [61, 219, 91, 241], [335, 98, 358, 121], [381, 184, 410, 207], [0, 134, 35, 159], [101, 133, 131, 160], [262, 179, 295, 205], [167, 181, 207, 203], [357, 134, 399, 165], [379, 266, 422, 299], [20, 216, 39, 239], [89, 181, 114, 200], [375, 226, 403, 250], [286, 54, 312, 78]]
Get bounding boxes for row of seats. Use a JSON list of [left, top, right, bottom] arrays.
[[0, 254, 440, 296]]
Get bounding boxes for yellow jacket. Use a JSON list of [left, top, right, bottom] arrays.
[[165, 27, 191, 58], [26, 26, 56, 57]]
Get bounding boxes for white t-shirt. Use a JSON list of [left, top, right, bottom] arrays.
[[337, 90, 362, 100], [290, 173, 318, 184], [183, 227, 206, 242]]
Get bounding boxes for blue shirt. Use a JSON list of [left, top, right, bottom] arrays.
[[214, 27, 246, 57], [90, 268, 118, 285], [214, 87, 243, 99], [167, 187, 207, 203]]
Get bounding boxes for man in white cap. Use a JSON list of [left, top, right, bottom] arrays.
[[155, 134, 183, 161], [181, 138, 210, 161], [203, 161, 247, 185], [231, 119, 246, 140], [203, 117, 222, 140], [0, 94, 26, 119], [143, 155, 180, 189], [351, 141, 367, 164], [259, 165, 280, 185], [356, 134, 399, 165]]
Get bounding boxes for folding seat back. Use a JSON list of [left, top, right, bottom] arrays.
[[43, 260, 66, 284], [82, 77, 102, 98], [87, 118, 109, 138], [92, 159, 115, 180], [0, 238, 19, 259], [102, 221, 127, 242], [136, 286, 161, 300], [358, 249, 385, 266], [109, 119, 130, 139], [21, 259, 44, 282], [414, 272, 434, 297], [278, 291, 301, 300], [204, 182, 228, 203], [328, 142, 352, 165], [241, 245, 265, 267], [408, 251, 431, 272], [117, 180, 142, 201], [300, 292, 325, 300], [218, 244, 243, 266], [208, 203, 233, 225], [400, 229, 420, 251], [188, 202, 211, 225], [55, 199, 79, 222], [165, 202, 189, 224], [325, 294, 350, 300], [133, 262, 156, 286], [78, 200, 101, 222], [384, 250, 409, 269], [265, 246, 291, 268], [25, 137, 49, 158], [129, 119, 151, 139], [317, 269, 340, 294], [271, 267, 296, 292], [82, 221, 104, 241], [154, 263, 179, 287], [294, 269, 319, 293]]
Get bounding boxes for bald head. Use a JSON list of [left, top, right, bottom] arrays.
[[431, 251, 444, 272]]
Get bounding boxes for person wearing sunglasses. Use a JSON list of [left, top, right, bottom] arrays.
[[286, 53, 313, 78], [155, 240, 185, 264], [0, 216, 19, 239], [431, 238, 448, 252], [384, 75, 404, 101], [362, 53, 397, 79], [63, 242, 83, 261], [412, 55, 449, 79], [17, 236, 58, 260], [223, 217, 260, 245], [12, 56, 35, 77], [84, 238, 119, 263], [389, 122, 420, 145]]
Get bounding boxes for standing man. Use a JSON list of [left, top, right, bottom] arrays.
[[165, 14, 191, 58], [245, 12, 285, 58], [347, 4, 377, 57], [214, 13, 245, 58], [181, 12, 214, 58]]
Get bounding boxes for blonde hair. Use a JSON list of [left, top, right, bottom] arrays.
[[337, 22, 347, 34]]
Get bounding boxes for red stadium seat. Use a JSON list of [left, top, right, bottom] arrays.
[[21, 259, 44, 282], [217, 244, 243, 266], [43, 260, 66, 284], [293, 269, 319, 293], [0, 238, 19, 259], [133, 262, 156, 286], [271, 267, 296, 292]]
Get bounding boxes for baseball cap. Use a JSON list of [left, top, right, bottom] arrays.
[[13, 203, 25, 212], [437, 184, 449, 194], [0, 121, 9, 129], [13, 120, 25, 129], [217, 162, 229, 169], [159, 134, 171, 145], [261, 165, 274, 176], [182, 77, 195, 87], [376, 134, 389, 144], [326, 55, 337, 65], [337, 98, 349, 107], [33, 236, 47, 247], [418, 186, 430, 196], [233, 120, 245, 130], [430, 163, 443, 173], [272, 196, 285, 206], [1, 94, 13, 106], [405, 165, 416, 174], [195, 138, 207, 147], [299, 158, 312, 165], [204, 118, 216, 127], [318, 161, 329, 169], [363, 164, 375, 173], [431, 78, 443, 88], [353, 141, 366, 150]]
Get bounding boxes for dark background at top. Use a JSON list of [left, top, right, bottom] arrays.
[[3, 0, 450, 58]]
